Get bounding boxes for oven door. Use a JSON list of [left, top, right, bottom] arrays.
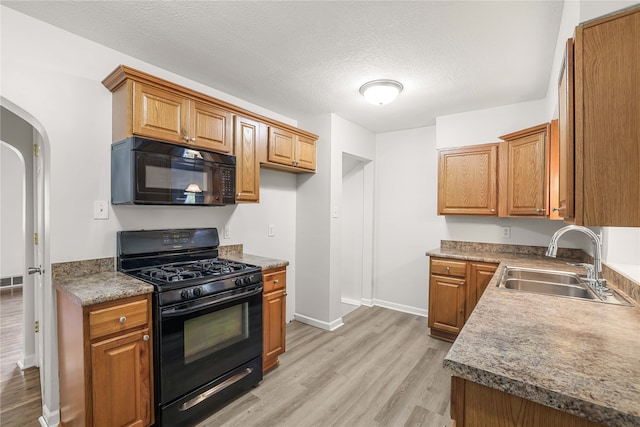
[[158, 285, 263, 405]]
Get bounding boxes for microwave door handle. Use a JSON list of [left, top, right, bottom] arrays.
[[161, 286, 262, 318]]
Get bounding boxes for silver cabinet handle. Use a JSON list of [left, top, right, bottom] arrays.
[[143, 335, 149, 341], [445, 266, 450, 272], [536, 208, 546, 214], [490, 208, 495, 213], [183, 135, 189, 141], [119, 316, 126, 324], [191, 137, 196, 142], [274, 279, 279, 284], [552, 207, 561, 212]]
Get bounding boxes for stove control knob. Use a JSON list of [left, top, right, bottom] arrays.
[[243, 276, 252, 285], [180, 289, 190, 300], [235, 278, 243, 287], [193, 287, 203, 297]]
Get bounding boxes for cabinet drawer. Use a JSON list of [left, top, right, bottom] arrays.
[[89, 298, 148, 341], [263, 269, 286, 293], [431, 259, 467, 277]]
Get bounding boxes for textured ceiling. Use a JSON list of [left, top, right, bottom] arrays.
[[2, 1, 565, 133]]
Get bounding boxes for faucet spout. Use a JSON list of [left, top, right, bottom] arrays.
[[546, 225, 603, 281]]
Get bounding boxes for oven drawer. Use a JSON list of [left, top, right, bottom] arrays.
[[89, 298, 149, 340], [431, 258, 467, 278], [263, 269, 286, 293]]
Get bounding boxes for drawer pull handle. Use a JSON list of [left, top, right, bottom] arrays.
[[143, 335, 150, 341], [445, 267, 450, 272], [119, 316, 126, 324], [274, 279, 279, 284]]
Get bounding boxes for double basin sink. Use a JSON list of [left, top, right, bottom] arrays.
[[498, 266, 631, 306]]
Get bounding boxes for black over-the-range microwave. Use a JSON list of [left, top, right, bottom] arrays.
[[111, 137, 236, 206]]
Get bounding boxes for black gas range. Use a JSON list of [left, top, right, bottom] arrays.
[[117, 228, 263, 427]]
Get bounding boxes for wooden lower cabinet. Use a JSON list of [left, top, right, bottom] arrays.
[[428, 257, 498, 341], [262, 266, 287, 372], [451, 377, 604, 427], [465, 262, 498, 321], [57, 291, 154, 427]]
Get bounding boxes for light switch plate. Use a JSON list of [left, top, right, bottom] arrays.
[[268, 224, 275, 237], [223, 225, 231, 239], [94, 200, 108, 220]]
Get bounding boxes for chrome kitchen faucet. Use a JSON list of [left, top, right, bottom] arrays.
[[545, 225, 609, 297]]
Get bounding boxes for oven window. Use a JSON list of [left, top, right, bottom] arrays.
[[183, 303, 249, 364], [145, 164, 210, 192]]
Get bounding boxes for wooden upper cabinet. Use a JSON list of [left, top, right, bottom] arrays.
[[133, 82, 189, 144], [499, 124, 550, 217], [265, 126, 317, 172], [438, 143, 498, 215], [295, 134, 317, 171], [190, 101, 233, 153], [557, 38, 575, 221], [234, 116, 261, 203], [103, 65, 318, 164], [573, 7, 640, 226]]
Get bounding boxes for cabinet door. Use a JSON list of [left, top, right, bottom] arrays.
[[438, 144, 498, 215], [234, 116, 260, 202], [294, 135, 317, 171], [557, 38, 575, 221], [465, 263, 497, 321], [91, 328, 153, 427], [263, 289, 286, 371], [576, 9, 640, 226], [505, 131, 547, 216], [190, 101, 233, 153], [428, 275, 465, 337], [133, 82, 189, 144], [267, 127, 296, 166]]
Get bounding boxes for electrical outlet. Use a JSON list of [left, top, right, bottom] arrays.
[[268, 224, 275, 237], [501, 226, 511, 238], [223, 225, 231, 239], [93, 200, 108, 220]]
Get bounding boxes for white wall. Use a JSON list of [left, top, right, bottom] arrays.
[[1, 7, 306, 423], [0, 5, 298, 266], [542, 0, 640, 281], [436, 99, 548, 149], [375, 126, 441, 315]]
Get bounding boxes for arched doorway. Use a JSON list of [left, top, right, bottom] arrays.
[[1, 97, 55, 426]]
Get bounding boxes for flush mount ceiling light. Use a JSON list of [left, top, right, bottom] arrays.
[[359, 79, 404, 105]]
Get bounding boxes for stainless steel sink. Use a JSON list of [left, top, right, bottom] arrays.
[[503, 267, 583, 285], [497, 266, 632, 306], [503, 278, 597, 300]]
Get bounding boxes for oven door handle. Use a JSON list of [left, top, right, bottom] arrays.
[[161, 286, 262, 318]]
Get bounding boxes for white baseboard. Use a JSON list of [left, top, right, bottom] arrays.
[[18, 353, 37, 370], [293, 313, 344, 331], [38, 404, 59, 427], [361, 298, 374, 307], [340, 297, 361, 307], [373, 298, 428, 318]]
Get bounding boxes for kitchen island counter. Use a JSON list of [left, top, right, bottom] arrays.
[[428, 242, 640, 426]]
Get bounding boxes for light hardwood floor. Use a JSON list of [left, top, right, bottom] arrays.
[[0, 288, 42, 427], [198, 306, 453, 427]]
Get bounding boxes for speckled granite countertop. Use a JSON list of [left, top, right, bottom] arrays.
[[219, 244, 288, 270], [55, 271, 153, 307], [52, 248, 287, 308], [428, 242, 640, 426]]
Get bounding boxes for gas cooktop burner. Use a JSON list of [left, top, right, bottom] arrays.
[[138, 258, 252, 284]]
